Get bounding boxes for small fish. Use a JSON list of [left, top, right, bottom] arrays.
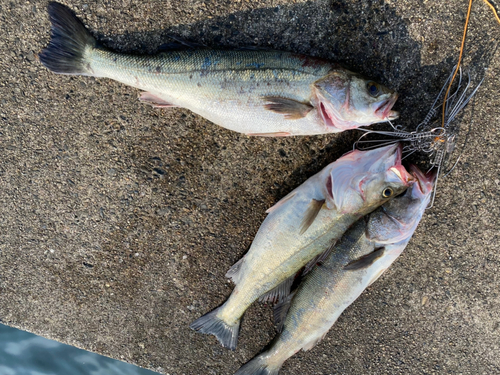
[[39, 2, 399, 136], [190, 144, 413, 350], [234, 165, 435, 375]]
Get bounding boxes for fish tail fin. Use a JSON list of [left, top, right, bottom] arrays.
[[234, 352, 282, 375], [190, 306, 240, 350], [39, 2, 96, 75]]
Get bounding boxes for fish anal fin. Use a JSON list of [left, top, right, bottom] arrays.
[[302, 331, 328, 351], [225, 258, 244, 284], [266, 191, 297, 214], [139, 92, 177, 108], [344, 247, 386, 271], [263, 97, 313, 120], [259, 275, 295, 304], [273, 291, 296, 333], [246, 132, 291, 137], [299, 199, 326, 235]]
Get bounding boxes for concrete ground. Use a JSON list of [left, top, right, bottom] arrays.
[[1, 0, 499, 374]]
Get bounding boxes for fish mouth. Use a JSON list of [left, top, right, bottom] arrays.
[[409, 164, 436, 195], [388, 144, 414, 186], [375, 94, 399, 120]]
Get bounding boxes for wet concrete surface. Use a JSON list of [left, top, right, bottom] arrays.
[[0, 0, 499, 374]]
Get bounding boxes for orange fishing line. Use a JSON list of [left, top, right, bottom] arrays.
[[483, 0, 500, 24], [441, 0, 500, 130], [441, 0, 473, 129]]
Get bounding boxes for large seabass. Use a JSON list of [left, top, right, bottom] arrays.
[[40, 2, 399, 136], [191, 144, 414, 349]]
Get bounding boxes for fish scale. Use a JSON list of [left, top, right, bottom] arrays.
[[265, 220, 380, 362], [217, 196, 358, 326], [89, 49, 328, 133], [40, 2, 399, 136]]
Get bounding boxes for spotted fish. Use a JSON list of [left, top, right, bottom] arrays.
[[39, 2, 399, 136]]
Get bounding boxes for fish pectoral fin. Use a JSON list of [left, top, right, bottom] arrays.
[[263, 96, 313, 120], [139, 92, 177, 108], [302, 241, 336, 275], [299, 199, 326, 235], [273, 291, 296, 333], [344, 247, 386, 271], [259, 274, 296, 304]]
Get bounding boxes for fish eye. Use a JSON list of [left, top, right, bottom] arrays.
[[382, 187, 394, 198], [366, 81, 380, 97]]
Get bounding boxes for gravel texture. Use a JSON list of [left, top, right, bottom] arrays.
[[1, 0, 499, 374]]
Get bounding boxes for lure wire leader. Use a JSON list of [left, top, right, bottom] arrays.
[[354, 67, 483, 208], [354, 0, 498, 208]]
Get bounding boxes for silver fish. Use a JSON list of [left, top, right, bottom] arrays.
[[39, 2, 399, 136], [190, 144, 413, 349], [234, 165, 435, 375]]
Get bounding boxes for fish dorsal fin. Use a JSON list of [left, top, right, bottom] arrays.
[[302, 331, 328, 351], [263, 97, 313, 120], [266, 191, 297, 214], [273, 291, 296, 333], [225, 258, 244, 284], [299, 199, 326, 235], [259, 274, 295, 304], [302, 241, 336, 275], [344, 247, 386, 271], [158, 36, 206, 51]]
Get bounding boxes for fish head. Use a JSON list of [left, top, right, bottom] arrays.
[[326, 143, 413, 214], [314, 69, 399, 131], [366, 164, 436, 244]]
